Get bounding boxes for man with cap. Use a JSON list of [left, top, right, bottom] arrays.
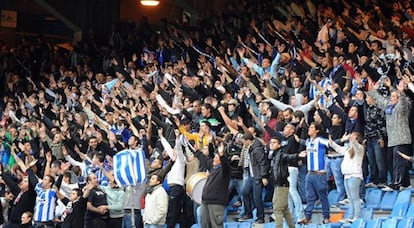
[[226, 99, 240, 120]]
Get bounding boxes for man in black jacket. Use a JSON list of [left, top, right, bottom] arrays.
[[269, 136, 306, 228], [200, 143, 231, 228], [56, 183, 93, 228], [240, 133, 269, 224]]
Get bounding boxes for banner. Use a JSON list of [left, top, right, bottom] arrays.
[[1, 10, 17, 28], [113, 149, 147, 186]]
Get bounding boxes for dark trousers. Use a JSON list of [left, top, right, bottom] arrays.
[[252, 179, 265, 220], [392, 145, 412, 188], [109, 217, 123, 228], [166, 185, 184, 228], [84, 218, 107, 228]]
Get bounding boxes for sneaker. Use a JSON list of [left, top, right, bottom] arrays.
[[238, 215, 253, 222], [360, 199, 365, 205], [297, 217, 311, 225], [365, 182, 377, 188], [382, 185, 394, 192], [339, 218, 353, 223], [254, 218, 265, 224], [338, 199, 350, 205], [400, 185, 412, 191], [377, 183, 387, 188], [350, 218, 357, 223], [232, 201, 242, 207], [322, 218, 330, 224]]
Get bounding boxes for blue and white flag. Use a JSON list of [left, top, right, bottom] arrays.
[[102, 78, 118, 95], [113, 149, 147, 186]]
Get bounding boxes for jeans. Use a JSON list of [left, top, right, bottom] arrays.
[[166, 185, 184, 228], [344, 177, 361, 219], [252, 178, 265, 220], [122, 210, 143, 228], [304, 173, 329, 220], [241, 171, 254, 217], [366, 139, 386, 184], [298, 164, 307, 203], [326, 157, 345, 203], [228, 177, 243, 203], [144, 225, 164, 228], [287, 166, 304, 222]]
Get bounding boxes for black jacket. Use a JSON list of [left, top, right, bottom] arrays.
[[3, 171, 36, 225], [61, 196, 88, 228], [271, 149, 299, 187], [249, 139, 269, 180], [202, 154, 231, 206]]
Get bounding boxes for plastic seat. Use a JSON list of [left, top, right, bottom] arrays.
[[397, 218, 414, 228], [350, 219, 367, 228], [382, 218, 399, 228], [361, 207, 374, 220], [365, 188, 383, 210], [263, 222, 276, 228], [406, 204, 414, 218], [223, 222, 239, 228], [190, 224, 201, 228], [328, 189, 339, 206], [238, 222, 252, 228], [395, 189, 412, 205], [366, 218, 382, 228], [379, 191, 398, 211], [390, 202, 409, 218]]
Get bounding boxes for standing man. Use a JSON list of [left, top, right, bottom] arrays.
[[200, 143, 231, 228], [143, 174, 169, 228], [57, 184, 94, 228], [366, 81, 412, 191], [269, 136, 306, 228], [297, 122, 330, 225], [85, 173, 109, 228], [240, 133, 269, 224]]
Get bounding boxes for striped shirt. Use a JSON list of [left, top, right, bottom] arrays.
[[306, 137, 329, 171], [309, 77, 332, 109], [34, 183, 57, 222]]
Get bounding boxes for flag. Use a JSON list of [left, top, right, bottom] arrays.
[[113, 149, 147, 186], [102, 78, 118, 94]]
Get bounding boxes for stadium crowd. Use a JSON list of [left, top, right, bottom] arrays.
[[1, 0, 414, 227]]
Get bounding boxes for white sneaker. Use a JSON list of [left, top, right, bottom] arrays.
[[365, 182, 377, 188], [338, 199, 350, 205], [400, 185, 412, 191], [382, 186, 394, 192], [339, 218, 353, 223]]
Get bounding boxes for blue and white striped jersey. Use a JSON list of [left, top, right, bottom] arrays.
[[34, 183, 57, 222], [306, 137, 329, 171]]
